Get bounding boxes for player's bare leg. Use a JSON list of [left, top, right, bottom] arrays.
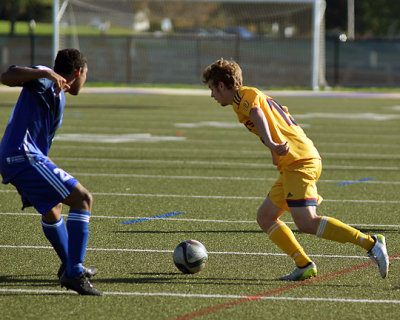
[[257, 197, 316, 280]]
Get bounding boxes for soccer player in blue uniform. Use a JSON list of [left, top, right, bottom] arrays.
[[0, 49, 101, 295]]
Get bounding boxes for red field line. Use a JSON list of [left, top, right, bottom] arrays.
[[173, 253, 400, 320]]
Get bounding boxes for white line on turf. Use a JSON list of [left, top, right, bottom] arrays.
[[192, 140, 400, 149], [54, 145, 400, 159], [69, 172, 400, 185], [85, 193, 400, 203], [1, 189, 399, 203], [52, 157, 400, 171], [55, 139, 400, 148], [0, 288, 400, 303], [70, 172, 277, 181], [2, 244, 400, 260], [1, 212, 400, 229]]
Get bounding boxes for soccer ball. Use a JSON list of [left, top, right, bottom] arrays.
[[173, 239, 208, 274]]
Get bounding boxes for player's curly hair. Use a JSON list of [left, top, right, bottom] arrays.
[[202, 59, 242, 90], [54, 48, 87, 75]]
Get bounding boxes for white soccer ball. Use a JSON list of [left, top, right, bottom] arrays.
[[173, 239, 208, 274]]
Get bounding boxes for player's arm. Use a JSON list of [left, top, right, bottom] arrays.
[[0, 66, 69, 94], [270, 150, 279, 165], [258, 137, 279, 165], [250, 106, 289, 157]]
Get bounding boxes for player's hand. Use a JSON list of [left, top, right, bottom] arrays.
[[271, 141, 290, 156], [46, 70, 70, 96]]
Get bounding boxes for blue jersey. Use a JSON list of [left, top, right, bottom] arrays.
[[0, 66, 66, 183]]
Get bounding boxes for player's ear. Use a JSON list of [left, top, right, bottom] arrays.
[[74, 67, 82, 78]]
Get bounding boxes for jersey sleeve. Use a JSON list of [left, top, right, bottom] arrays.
[[237, 90, 261, 117], [22, 66, 58, 111], [23, 66, 54, 96]]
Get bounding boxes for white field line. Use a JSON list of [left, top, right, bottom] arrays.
[[0, 244, 379, 260], [75, 87, 400, 99], [54, 144, 400, 159], [69, 172, 400, 185], [196, 140, 400, 149], [52, 157, 400, 171], [2, 212, 400, 229], [55, 139, 400, 148], [1, 244, 400, 262], [1, 189, 399, 203], [1, 288, 400, 304], [57, 127, 400, 140]]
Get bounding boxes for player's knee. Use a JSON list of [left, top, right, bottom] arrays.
[[65, 184, 93, 212], [42, 203, 63, 222], [81, 190, 93, 212], [256, 207, 275, 231]]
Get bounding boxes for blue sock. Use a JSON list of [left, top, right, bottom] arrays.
[[41, 217, 68, 265], [66, 210, 90, 277]]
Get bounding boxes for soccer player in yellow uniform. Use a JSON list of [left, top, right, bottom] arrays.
[[202, 59, 389, 280]]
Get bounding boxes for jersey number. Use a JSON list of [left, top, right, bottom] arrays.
[[267, 98, 298, 126], [53, 168, 73, 182]]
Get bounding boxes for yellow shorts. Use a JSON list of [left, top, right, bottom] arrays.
[[269, 159, 323, 212]]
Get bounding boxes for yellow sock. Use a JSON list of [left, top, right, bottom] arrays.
[[267, 221, 312, 267], [316, 216, 375, 251]]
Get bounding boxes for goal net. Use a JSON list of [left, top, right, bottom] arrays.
[[56, 0, 326, 89]]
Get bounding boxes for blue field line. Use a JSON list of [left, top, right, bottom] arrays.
[[120, 211, 185, 224], [335, 178, 373, 186]]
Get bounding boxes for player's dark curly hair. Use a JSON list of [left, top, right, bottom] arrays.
[[202, 58, 242, 90], [54, 48, 87, 74]]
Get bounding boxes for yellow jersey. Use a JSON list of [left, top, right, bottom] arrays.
[[232, 86, 320, 168]]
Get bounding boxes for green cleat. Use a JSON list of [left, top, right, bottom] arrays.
[[279, 262, 317, 281]]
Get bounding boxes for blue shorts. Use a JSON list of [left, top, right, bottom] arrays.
[[9, 158, 78, 215]]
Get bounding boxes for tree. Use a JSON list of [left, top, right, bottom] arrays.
[[326, 0, 400, 38], [0, 0, 51, 35], [357, 0, 400, 37]]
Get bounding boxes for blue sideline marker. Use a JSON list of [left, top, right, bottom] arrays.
[[335, 178, 373, 186], [120, 211, 185, 224]]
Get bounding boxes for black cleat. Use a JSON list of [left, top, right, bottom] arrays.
[[60, 273, 102, 296], [57, 264, 98, 280]]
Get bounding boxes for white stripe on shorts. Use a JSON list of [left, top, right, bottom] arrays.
[[33, 162, 70, 198]]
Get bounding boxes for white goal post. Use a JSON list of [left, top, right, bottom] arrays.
[[52, 0, 326, 90]]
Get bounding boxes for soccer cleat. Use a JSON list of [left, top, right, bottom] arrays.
[[57, 264, 98, 280], [60, 273, 103, 296], [279, 262, 317, 281], [368, 234, 389, 278]]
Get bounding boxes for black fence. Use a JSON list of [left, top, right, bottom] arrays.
[[1, 34, 399, 88]]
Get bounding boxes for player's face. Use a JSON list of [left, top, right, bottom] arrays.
[[208, 81, 233, 107], [68, 66, 88, 96]]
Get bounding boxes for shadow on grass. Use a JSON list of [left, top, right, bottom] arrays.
[[0, 272, 381, 296], [358, 228, 399, 234], [0, 274, 68, 296], [95, 272, 280, 286], [93, 272, 378, 290], [0, 274, 58, 287]]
